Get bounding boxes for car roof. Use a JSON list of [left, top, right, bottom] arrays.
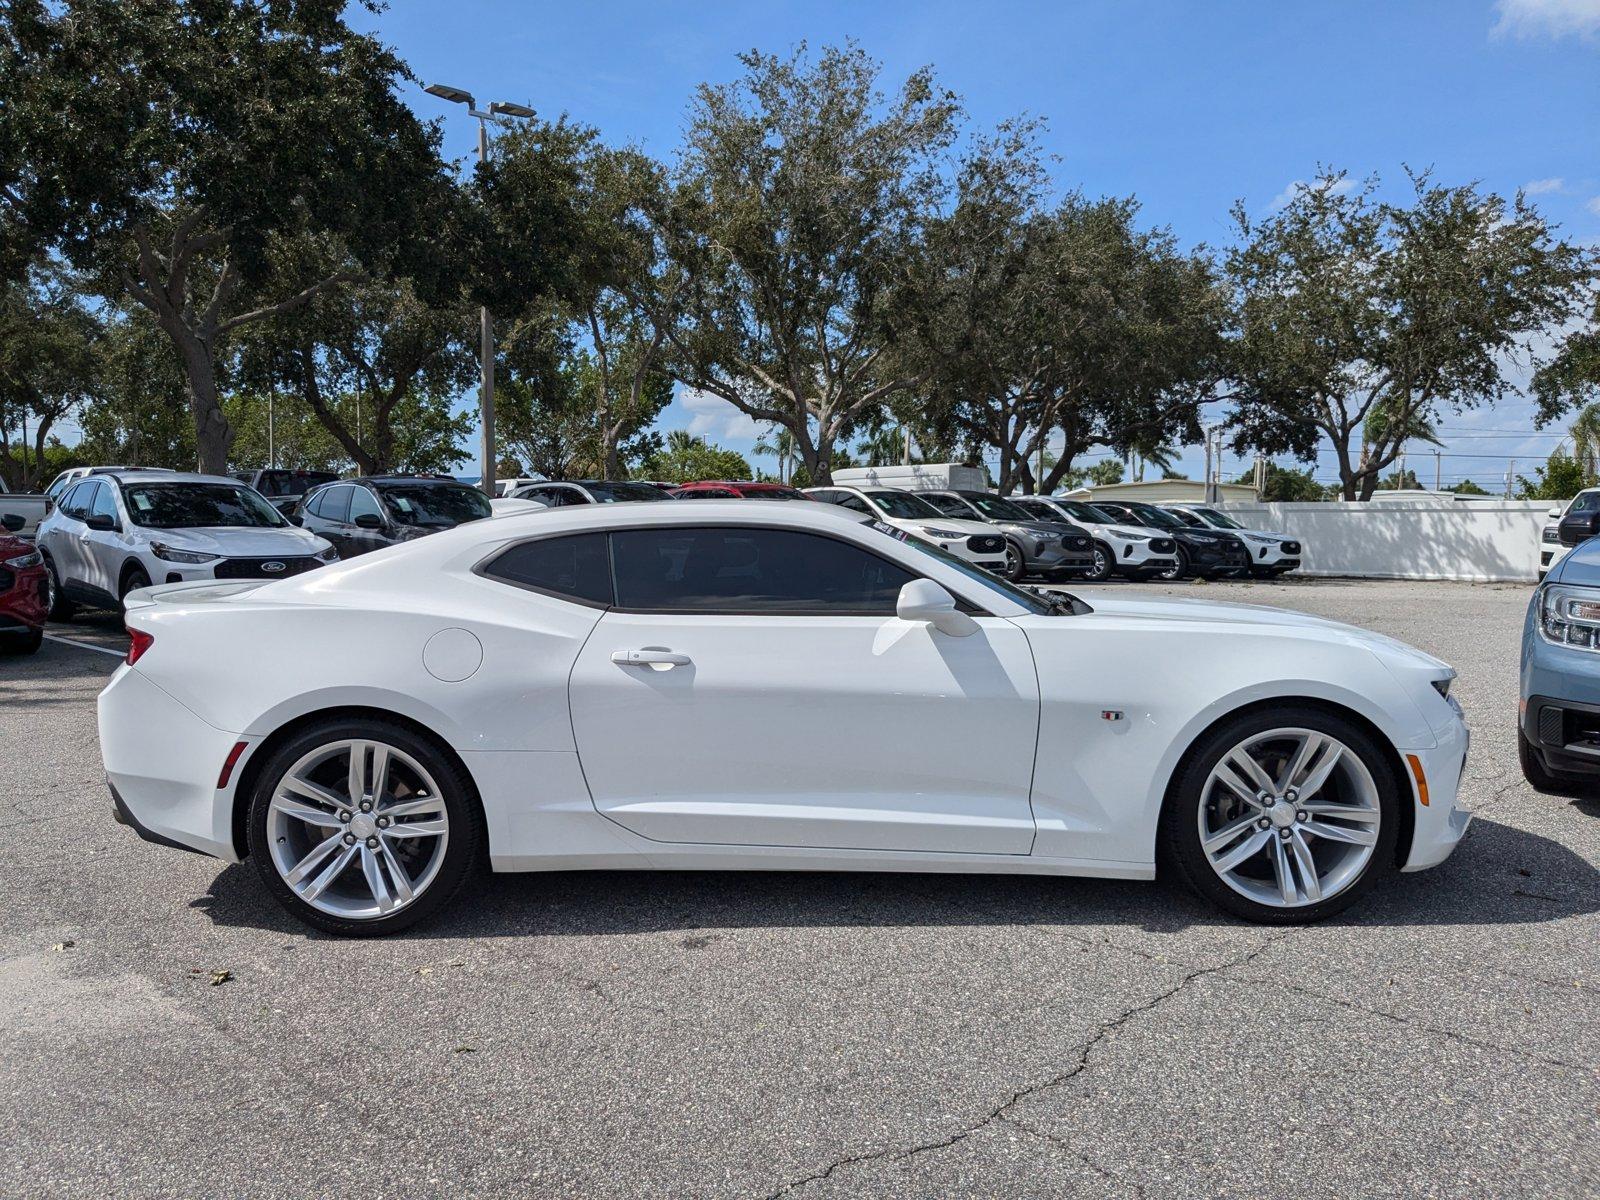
[[97, 470, 243, 487]]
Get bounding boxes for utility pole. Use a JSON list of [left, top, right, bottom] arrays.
[[424, 83, 536, 496], [1434, 449, 1441, 492]]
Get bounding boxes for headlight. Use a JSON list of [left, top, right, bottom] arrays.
[[1539, 583, 1600, 650], [316, 544, 339, 562], [3, 548, 42, 569], [150, 542, 218, 564], [920, 526, 970, 540], [1243, 533, 1278, 544], [1121, 532, 1151, 543]]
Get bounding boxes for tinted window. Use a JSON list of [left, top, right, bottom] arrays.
[[318, 485, 353, 523], [1570, 492, 1600, 513], [375, 483, 492, 528], [834, 494, 871, 514], [865, 490, 942, 520], [676, 488, 734, 499], [611, 527, 916, 614], [922, 493, 977, 518], [961, 493, 1034, 521], [584, 481, 673, 503], [60, 482, 93, 518], [348, 486, 384, 524], [483, 533, 612, 606], [123, 483, 285, 529], [89, 482, 120, 524]]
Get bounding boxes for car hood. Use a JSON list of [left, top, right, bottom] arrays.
[[1098, 522, 1173, 541], [0, 534, 36, 558], [145, 526, 330, 556], [1548, 538, 1600, 587], [1082, 594, 1449, 671], [889, 516, 997, 537], [1002, 519, 1085, 539]]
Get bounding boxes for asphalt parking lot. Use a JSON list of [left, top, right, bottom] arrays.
[[3, 577, 1597, 1198]]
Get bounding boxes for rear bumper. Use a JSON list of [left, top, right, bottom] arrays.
[[0, 567, 49, 629], [98, 665, 245, 861]]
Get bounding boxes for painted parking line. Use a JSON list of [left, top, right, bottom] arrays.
[[43, 634, 126, 659]]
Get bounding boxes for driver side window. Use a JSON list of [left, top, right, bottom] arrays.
[[348, 487, 384, 524]]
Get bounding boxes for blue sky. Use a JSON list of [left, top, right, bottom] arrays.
[[366, 0, 1600, 487]]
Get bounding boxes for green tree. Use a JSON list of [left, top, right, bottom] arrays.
[[656, 43, 960, 485], [1057, 459, 1126, 489], [1234, 462, 1324, 502], [0, 0, 456, 472], [1516, 448, 1590, 500], [74, 306, 194, 468], [0, 268, 98, 489], [1566, 401, 1600, 480], [1447, 478, 1490, 496], [1225, 169, 1592, 500], [1533, 292, 1600, 424], [639, 429, 751, 483]]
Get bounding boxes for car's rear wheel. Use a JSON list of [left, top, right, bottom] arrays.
[[119, 564, 150, 612], [0, 627, 43, 654], [247, 719, 484, 936], [1083, 542, 1114, 582], [1001, 541, 1026, 582], [1161, 707, 1400, 924], [1155, 547, 1188, 581]]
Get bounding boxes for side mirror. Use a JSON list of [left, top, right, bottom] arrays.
[[0, 513, 22, 533], [1558, 512, 1600, 547], [84, 513, 118, 532], [353, 513, 385, 530], [897, 578, 979, 637], [1549, 508, 1563, 520]]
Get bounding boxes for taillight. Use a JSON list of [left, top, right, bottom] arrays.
[[217, 741, 248, 789], [126, 627, 154, 665]]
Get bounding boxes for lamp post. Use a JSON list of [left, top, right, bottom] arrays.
[[423, 83, 536, 497]]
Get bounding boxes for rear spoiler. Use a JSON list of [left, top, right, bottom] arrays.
[[122, 579, 271, 612]]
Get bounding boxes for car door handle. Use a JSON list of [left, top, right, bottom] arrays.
[[611, 649, 691, 668]]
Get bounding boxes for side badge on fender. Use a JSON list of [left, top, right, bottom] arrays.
[[1101, 710, 1124, 722]]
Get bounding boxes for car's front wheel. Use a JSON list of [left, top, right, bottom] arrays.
[[247, 719, 484, 936], [1001, 541, 1026, 582], [1155, 547, 1189, 582], [42, 554, 74, 621], [1083, 542, 1114, 582], [1161, 706, 1400, 924]]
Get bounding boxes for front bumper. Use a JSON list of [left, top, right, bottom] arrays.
[[98, 665, 247, 861], [147, 553, 328, 586], [1185, 540, 1251, 575], [1400, 714, 1472, 871]]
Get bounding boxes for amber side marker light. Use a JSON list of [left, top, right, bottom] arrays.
[[1405, 754, 1430, 807], [217, 741, 248, 790]]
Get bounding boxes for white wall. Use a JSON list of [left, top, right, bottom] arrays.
[[1219, 499, 1554, 583]]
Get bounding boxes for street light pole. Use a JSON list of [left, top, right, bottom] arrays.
[[424, 83, 536, 497]]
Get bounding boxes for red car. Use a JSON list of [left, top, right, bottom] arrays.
[[0, 516, 49, 654], [670, 481, 811, 501]]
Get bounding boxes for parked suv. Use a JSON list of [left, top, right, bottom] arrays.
[[1165, 504, 1302, 578], [915, 489, 1093, 581], [232, 469, 340, 518], [38, 471, 336, 616], [1009, 495, 1179, 581], [804, 486, 1007, 571], [509, 480, 677, 507], [1521, 533, 1600, 792], [297, 475, 494, 558], [1091, 501, 1251, 580]]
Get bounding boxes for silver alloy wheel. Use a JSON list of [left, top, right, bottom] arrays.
[[1156, 549, 1185, 581], [266, 738, 449, 920], [1004, 542, 1024, 579], [1197, 727, 1381, 908], [1090, 545, 1111, 580]]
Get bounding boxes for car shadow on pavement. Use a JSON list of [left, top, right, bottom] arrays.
[[190, 814, 1599, 940]]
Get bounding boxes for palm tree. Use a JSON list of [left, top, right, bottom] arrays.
[[753, 424, 795, 483], [1569, 402, 1600, 481]]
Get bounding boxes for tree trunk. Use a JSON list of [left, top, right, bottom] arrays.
[[180, 341, 234, 474]]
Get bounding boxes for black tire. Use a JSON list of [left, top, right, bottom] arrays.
[[1155, 546, 1189, 582], [1083, 542, 1115, 582], [118, 564, 151, 612], [43, 554, 74, 621], [246, 718, 485, 937], [1001, 540, 1027, 582], [1518, 728, 1589, 796], [0, 627, 43, 655], [1160, 705, 1402, 924]]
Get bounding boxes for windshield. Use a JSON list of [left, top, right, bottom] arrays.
[[740, 488, 808, 501], [963, 493, 1033, 522], [866, 490, 942, 520], [377, 484, 493, 527], [922, 493, 978, 518], [867, 522, 1056, 615], [590, 482, 675, 503], [1168, 509, 1205, 527], [255, 470, 339, 498], [1190, 506, 1244, 529], [1054, 500, 1115, 524], [124, 483, 287, 529], [1122, 503, 1186, 530]]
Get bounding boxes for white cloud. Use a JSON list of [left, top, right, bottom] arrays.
[[1587, 195, 1600, 217], [1491, 0, 1600, 41], [1267, 176, 1354, 212], [1523, 176, 1566, 194], [678, 389, 762, 443]]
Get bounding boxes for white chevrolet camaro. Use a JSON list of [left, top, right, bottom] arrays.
[[99, 502, 1472, 935]]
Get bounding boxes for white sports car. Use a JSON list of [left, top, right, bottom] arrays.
[[99, 502, 1471, 935]]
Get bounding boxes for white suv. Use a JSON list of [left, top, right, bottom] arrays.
[[804, 486, 1008, 571], [1165, 504, 1303, 579], [37, 471, 336, 616], [1009, 496, 1180, 581]]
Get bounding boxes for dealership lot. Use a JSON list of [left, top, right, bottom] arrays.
[[2, 578, 1597, 1198]]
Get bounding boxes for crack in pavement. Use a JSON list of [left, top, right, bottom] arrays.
[[1224, 968, 1591, 1073], [760, 937, 1280, 1199]]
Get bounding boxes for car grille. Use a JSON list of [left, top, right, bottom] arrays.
[[1062, 534, 1091, 550], [1150, 537, 1176, 554], [213, 556, 323, 580], [1281, 540, 1302, 554], [1543, 529, 1560, 544], [967, 534, 1004, 554]]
